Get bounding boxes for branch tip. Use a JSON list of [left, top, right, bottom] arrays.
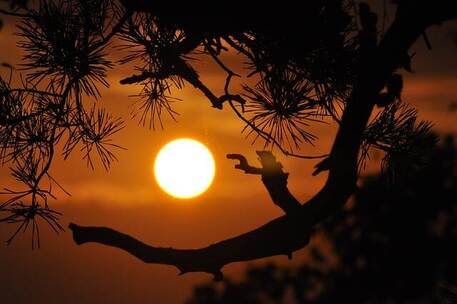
[[226, 153, 262, 174], [312, 156, 332, 176], [212, 269, 224, 282]]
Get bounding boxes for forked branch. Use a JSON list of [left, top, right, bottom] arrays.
[[228, 151, 301, 215]]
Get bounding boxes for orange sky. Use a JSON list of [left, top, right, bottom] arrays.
[[0, 9, 456, 304]]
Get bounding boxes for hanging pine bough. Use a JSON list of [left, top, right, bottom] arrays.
[[242, 69, 321, 150], [360, 101, 436, 177], [0, 0, 455, 280], [0, 0, 125, 248]]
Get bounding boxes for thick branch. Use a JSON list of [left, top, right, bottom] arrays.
[[69, 214, 311, 281], [70, 1, 457, 279]]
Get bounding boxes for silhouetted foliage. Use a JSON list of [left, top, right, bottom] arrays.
[[0, 0, 365, 243], [187, 135, 457, 304], [0, 0, 454, 284], [0, 0, 125, 247]]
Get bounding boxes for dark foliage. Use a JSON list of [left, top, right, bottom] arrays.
[[187, 136, 457, 304], [361, 101, 436, 180], [243, 69, 321, 150], [0, 0, 124, 247], [0, 0, 443, 249]]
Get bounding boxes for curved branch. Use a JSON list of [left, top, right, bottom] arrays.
[[70, 1, 457, 280], [69, 212, 311, 281]]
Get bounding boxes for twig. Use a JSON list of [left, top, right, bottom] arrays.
[[226, 154, 262, 174]]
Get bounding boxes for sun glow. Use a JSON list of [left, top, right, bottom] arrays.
[[154, 138, 215, 199]]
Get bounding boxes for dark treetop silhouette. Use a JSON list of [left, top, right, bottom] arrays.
[[0, 0, 456, 280], [187, 136, 457, 304], [187, 136, 457, 303]]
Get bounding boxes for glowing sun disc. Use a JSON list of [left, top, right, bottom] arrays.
[[154, 138, 215, 199]]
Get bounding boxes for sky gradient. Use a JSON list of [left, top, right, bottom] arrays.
[[0, 6, 456, 303]]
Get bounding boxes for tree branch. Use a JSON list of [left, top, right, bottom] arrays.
[[92, 11, 131, 50], [69, 210, 311, 281], [70, 1, 457, 280], [120, 58, 246, 109], [227, 151, 302, 215], [226, 153, 262, 175]]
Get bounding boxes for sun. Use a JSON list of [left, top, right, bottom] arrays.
[[154, 138, 216, 199]]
